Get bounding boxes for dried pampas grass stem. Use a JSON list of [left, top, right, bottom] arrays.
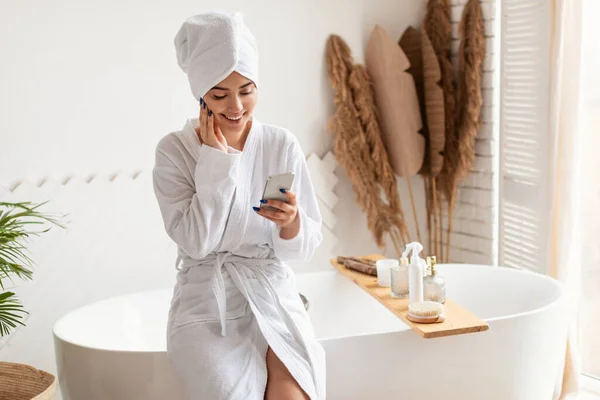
[[326, 34, 409, 256], [443, 0, 486, 261], [425, 0, 456, 262]]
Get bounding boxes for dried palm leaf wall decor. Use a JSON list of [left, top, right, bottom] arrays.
[[325, 0, 485, 261], [365, 25, 425, 245], [400, 26, 446, 258], [399, 27, 427, 141]]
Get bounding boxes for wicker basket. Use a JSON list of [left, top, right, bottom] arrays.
[[0, 362, 56, 400]]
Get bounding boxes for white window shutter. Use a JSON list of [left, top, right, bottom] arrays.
[[499, 0, 552, 272]]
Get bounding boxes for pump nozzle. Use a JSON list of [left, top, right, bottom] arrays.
[[403, 242, 423, 263]]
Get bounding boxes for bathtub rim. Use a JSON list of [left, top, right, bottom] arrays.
[[52, 264, 566, 352], [439, 263, 566, 323]]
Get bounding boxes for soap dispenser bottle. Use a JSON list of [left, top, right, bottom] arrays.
[[423, 256, 446, 304], [405, 242, 425, 304]]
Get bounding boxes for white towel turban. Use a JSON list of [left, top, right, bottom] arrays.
[[174, 12, 259, 101]]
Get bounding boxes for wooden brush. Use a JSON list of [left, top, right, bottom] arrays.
[[407, 301, 446, 324]]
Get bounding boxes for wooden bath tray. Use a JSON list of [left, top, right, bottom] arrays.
[[330, 254, 489, 339]]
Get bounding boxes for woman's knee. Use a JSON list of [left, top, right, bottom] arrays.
[[264, 347, 310, 400]]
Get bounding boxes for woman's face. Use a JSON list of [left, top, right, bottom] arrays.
[[202, 72, 257, 137]]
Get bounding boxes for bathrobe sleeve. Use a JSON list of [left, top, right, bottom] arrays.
[[271, 137, 323, 262], [153, 136, 241, 260]]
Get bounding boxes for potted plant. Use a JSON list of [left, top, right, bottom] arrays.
[[0, 201, 65, 400]]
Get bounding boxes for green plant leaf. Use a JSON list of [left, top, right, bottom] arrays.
[[0, 201, 66, 335], [0, 245, 34, 266], [0, 291, 27, 336]]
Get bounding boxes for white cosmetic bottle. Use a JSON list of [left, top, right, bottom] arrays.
[[404, 242, 425, 304]]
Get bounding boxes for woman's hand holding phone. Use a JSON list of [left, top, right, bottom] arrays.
[[253, 190, 300, 239], [195, 98, 228, 153], [254, 189, 298, 227]]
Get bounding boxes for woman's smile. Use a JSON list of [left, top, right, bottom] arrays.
[[221, 112, 246, 125]]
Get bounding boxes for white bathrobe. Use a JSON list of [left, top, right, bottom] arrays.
[[152, 117, 326, 400]]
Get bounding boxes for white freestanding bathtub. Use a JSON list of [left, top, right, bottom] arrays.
[[53, 264, 567, 400]]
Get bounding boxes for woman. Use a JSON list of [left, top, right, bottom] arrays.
[[152, 12, 326, 400]]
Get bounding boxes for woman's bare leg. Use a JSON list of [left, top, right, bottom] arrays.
[[264, 347, 310, 400]]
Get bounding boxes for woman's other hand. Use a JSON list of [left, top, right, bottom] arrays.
[[195, 98, 228, 152]]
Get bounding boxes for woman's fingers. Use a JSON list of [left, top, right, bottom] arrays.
[[206, 107, 216, 139], [196, 99, 208, 144], [255, 206, 286, 220], [259, 199, 294, 213], [254, 190, 299, 227], [214, 120, 228, 149], [201, 100, 209, 141], [196, 99, 227, 152], [208, 111, 228, 152], [195, 100, 204, 143], [280, 190, 297, 206], [253, 206, 295, 228]]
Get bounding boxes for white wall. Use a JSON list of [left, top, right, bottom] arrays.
[[1, 0, 499, 263], [0, 0, 440, 386], [0, 0, 425, 185], [0, 3, 500, 399], [0, 0, 431, 256]]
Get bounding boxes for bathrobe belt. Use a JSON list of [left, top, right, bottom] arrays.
[[175, 252, 306, 338]]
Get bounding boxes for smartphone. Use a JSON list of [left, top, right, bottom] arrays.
[[261, 172, 295, 211]]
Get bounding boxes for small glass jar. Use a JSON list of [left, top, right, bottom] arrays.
[[423, 256, 446, 304], [391, 257, 410, 298], [376, 259, 398, 287]]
